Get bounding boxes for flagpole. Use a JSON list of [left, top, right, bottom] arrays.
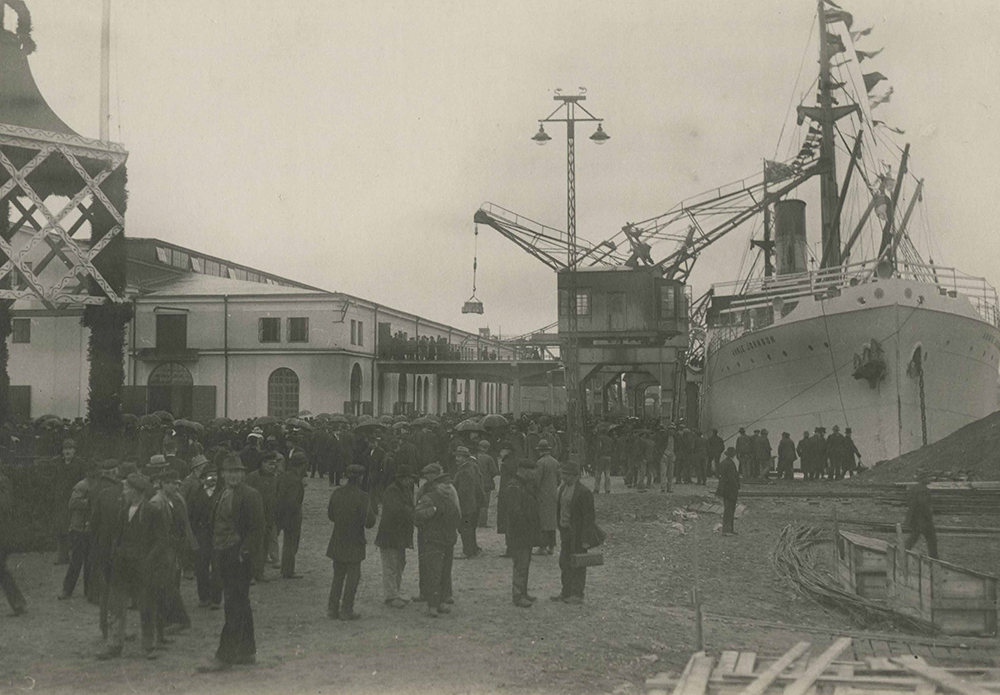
[[99, 0, 111, 142], [762, 159, 772, 277]]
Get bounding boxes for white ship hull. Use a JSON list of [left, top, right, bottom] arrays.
[[702, 276, 1000, 462]]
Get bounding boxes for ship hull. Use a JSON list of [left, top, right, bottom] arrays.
[[702, 277, 1000, 463]]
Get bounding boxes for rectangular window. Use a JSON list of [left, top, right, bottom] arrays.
[[357, 321, 364, 346], [288, 317, 309, 343], [661, 285, 676, 319], [156, 314, 187, 351], [11, 318, 30, 344], [204, 260, 220, 276], [259, 317, 281, 343], [575, 290, 591, 317], [233, 268, 248, 281], [350, 319, 357, 345], [558, 289, 569, 317], [190, 257, 204, 273], [171, 250, 189, 270], [155, 246, 170, 264]]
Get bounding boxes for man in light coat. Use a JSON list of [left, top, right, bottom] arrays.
[[534, 439, 560, 555]]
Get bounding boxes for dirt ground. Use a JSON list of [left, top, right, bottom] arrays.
[[2, 477, 998, 695]]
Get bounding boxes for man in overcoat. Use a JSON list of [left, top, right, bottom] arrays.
[[0, 470, 26, 616], [777, 432, 797, 480], [552, 461, 598, 604], [505, 459, 540, 607], [275, 452, 307, 579], [715, 447, 741, 535], [534, 439, 560, 555], [197, 455, 264, 672], [904, 470, 938, 558], [246, 451, 280, 580], [59, 459, 101, 600], [97, 473, 168, 660], [453, 446, 486, 558], [475, 439, 498, 528], [326, 464, 377, 620], [414, 463, 460, 618], [495, 441, 519, 557], [188, 467, 222, 608], [375, 464, 415, 607], [89, 461, 133, 635], [53, 437, 86, 565]]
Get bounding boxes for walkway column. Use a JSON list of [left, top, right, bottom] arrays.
[[512, 372, 522, 418]]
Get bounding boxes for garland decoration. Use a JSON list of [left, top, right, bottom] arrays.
[[82, 302, 133, 440], [5, 1, 36, 54]]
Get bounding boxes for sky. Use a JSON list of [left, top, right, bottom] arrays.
[[16, 0, 1000, 337]]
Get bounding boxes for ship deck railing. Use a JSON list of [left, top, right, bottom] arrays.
[[705, 261, 999, 356]]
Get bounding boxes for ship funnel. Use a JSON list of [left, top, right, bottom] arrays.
[[774, 199, 807, 275]]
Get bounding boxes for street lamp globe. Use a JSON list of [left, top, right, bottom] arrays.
[[590, 123, 610, 145], [531, 124, 552, 145]]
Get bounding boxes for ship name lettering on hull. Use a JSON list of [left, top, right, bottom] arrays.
[[731, 335, 776, 356]]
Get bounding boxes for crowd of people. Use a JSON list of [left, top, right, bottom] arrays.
[[0, 409, 867, 669]]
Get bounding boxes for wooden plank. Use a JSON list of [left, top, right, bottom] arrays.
[[890, 656, 994, 695], [736, 642, 812, 695], [676, 652, 715, 695], [714, 651, 741, 678], [783, 638, 853, 695], [865, 657, 898, 671], [834, 664, 856, 677], [735, 653, 758, 676]]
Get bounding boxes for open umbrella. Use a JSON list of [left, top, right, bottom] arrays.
[[411, 416, 432, 427], [139, 414, 162, 427], [153, 410, 174, 423], [174, 418, 204, 434], [314, 413, 333, 421], [285, 417, 313, 431], [122, 413, 139, 425], [378, 415, 394, 426], [209, 417, 233, 428], [255, 416, 280, 427], [392, 421, 410, 430], [355, 415, 386, 432], [330, 413, 349, 424], [482, 414, 508, 430], [297, 410, 313, 417], [393, 415, 408, 424], [455, 418, 486, 433], [34, 414, 61, 425]]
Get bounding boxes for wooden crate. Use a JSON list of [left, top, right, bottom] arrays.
[[646, 640, 999, 695], [838, 530, 890, 599], [887, 544, 999, 637]]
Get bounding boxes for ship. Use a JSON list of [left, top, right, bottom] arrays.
[[694, 1, 1000, 463]]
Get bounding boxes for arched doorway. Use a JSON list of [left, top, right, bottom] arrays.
[[268, 368, 299, 418], [415, 377, 423, 414], [423, 377, 430, 413], [350, 363, 363, 403], [148, 362, 194, 418], [398, 374, 408, 414]]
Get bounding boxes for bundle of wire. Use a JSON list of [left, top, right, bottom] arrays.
[[770, 524, 936, 635]]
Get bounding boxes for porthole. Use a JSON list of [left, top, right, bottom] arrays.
[[874, 288, 885, 299], [904, 288, 913, 299]]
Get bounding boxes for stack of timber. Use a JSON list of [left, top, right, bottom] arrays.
[[646, 639, 999, 695], [738, 483, 1000, 516], [836, 530, 999, 637]]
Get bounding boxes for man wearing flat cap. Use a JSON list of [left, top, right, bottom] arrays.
[[326, 463, 377, 620], [715, 447, 741, 535], [534, 439, 560, 555], [98, 473, 168, 660], [59, 459, 101, 601], [453, 446, 486, 559], [376, 464, 416, 608], [553, 461, 598, 604], [53, 437, 86, 565], [504, 459, 541, 607], [414, 463, 460, 618], [198, 454, 264, 672], [275, 451, 307, 579]]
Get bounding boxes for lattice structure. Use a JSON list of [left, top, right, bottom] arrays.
[[0, 122, 128, 308]]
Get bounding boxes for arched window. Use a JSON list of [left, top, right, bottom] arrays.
[[148, 362, 193, 386], [268, 368, 299, 418], [350, 363, 363, 403]]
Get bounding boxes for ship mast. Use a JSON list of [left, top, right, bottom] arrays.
[[99, 0, 111, 142], [817, 0, 840, 268]]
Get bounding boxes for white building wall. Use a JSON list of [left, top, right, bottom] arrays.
[[8, 313, 90, 419]]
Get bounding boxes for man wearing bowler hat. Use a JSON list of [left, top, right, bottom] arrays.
[[197, 454, 264, 672]]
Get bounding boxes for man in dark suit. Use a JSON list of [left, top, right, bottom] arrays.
[[375, 464, 415, 608], [715, 447, 741, 535], [275, 452, 307, 579], [89, 461, 133, 636], [246, 452, 280, 581], [552, 461, 598, 605], [0, 470, 26, 616], [188, 467, 222, 609], [97, 473, 168, 660], [53, 438, 86, 565], [505, 459, 540, 607], [453, 446, 486, 558], [197, 455, 264, 673], [326, 464, 376, 620]]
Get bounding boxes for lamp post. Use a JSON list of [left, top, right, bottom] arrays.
[[532, 90, 609, 464]]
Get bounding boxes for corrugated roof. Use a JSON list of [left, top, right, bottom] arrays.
[[142, 273, 327, 297]]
